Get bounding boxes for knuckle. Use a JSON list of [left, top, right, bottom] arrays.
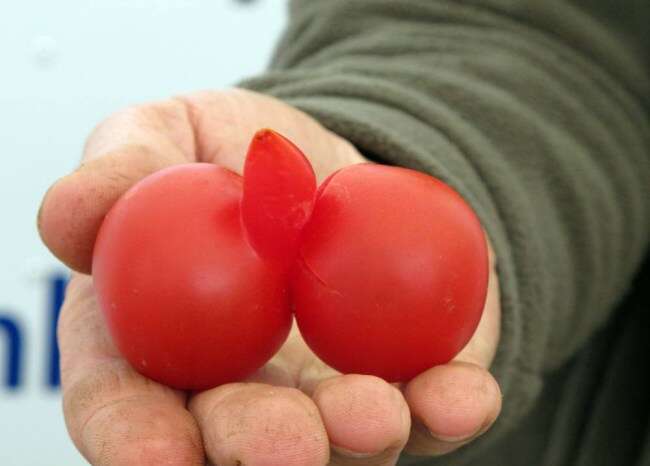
[[95, 102, 149, 131], [83, 98, 189, 162], [64, 364, 190, 464], [63, 359, 138, 428]]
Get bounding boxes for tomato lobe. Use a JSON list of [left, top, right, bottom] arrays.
[[292, 164, 488, 382], [93, 164, 292, 390]]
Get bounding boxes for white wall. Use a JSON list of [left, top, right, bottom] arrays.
[[0, 1, 287, 464]]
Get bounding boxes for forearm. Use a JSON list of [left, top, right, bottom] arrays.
[[241, 0, 650, 460]]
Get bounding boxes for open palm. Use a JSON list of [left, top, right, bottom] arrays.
[[39, 89, 502, 466]]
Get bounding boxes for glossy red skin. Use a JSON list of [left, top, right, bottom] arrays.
[[93, 164, 292, 390], [292, 164, 489, 382], [241, 129, 317, 268]]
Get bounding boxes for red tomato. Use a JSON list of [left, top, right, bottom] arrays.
[[93, 129, 487, 389], [92, 164, 292, 390], [292, 164, 489, 382]]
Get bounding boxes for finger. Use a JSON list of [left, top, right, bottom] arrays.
[[404, 240, 502, 456], [60, 274, 204, 465], [38, 99, 195, 273], [312, 375, 410, 466], [189, 383, 330, 466], [453, 236, 501, 368], [403, 362, 501, 456]]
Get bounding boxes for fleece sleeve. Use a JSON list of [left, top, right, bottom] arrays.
[[240, 0, 650, 459]]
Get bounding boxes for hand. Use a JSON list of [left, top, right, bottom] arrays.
[[38, 89, 502, 466]]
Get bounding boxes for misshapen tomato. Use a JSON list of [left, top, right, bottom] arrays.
[[93, 129, 487, 389], [292, 164, 489, 382], [92, 130, 316, 390]]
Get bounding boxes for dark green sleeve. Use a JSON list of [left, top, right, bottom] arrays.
[[240, 0, 650, 460]]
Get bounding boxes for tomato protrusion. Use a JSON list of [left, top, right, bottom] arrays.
[[241, 129, 317, 269]]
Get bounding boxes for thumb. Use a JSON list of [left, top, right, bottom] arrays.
[[37, 99, 194, 273], [38, 89, 365, 273]]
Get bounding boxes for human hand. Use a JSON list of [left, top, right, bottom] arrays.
[[38, 89, 502, 465]]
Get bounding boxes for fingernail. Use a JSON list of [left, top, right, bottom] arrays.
[[428, 416, 492, 444], [428, 430, 477, 443], [331, 445, 380, 459], [429, 424, 485, 443]]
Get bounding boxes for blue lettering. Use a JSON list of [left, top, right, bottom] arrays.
[[0, 313, 23, 390], [1, 272, 68, 391], [46, 273, 67, 389]]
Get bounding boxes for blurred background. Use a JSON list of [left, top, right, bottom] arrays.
[[0, 1, 287, 464]]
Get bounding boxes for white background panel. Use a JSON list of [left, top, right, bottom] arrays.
[[0, 1, 287, 463]]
